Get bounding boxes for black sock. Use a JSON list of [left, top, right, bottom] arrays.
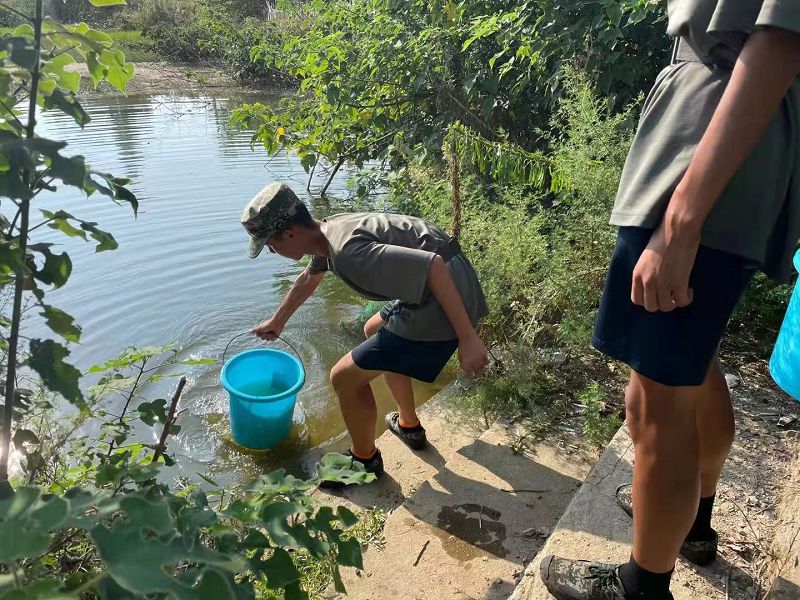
[[399, 421, 424, 432], [619, 556, 673, 599], [686, 494, 715, 541]]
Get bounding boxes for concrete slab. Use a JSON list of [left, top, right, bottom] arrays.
[[335, 422, 591, 599], [312, 383, 488, 513]]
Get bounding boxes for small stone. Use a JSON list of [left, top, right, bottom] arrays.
[[552, 351, 567, 367], [482, 556, 488, 562], [725, 374, 742, 389], [778, 414, 798, 428], [493, 578, 503, 585], [787, 430, 798, 438]]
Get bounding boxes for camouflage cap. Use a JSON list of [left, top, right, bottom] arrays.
[[240, 182, 304, 258]]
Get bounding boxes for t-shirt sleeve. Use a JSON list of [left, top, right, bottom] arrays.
[[341, 241, 436, 303], [306, 254, 329, 275], [756, 1, 800, 35]]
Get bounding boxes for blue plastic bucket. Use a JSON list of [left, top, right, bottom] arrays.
[[770, 250, 800, 401], [221, 348, 305, 449]]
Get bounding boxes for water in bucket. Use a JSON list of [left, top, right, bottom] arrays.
[[770, 250, 800, 401], [221, 347, 305, 450]]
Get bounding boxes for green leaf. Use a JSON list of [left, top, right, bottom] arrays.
[[137, 399, 167, 426], [193, 568, 237, 600], [605, 3, 623, 28], [32, 249, 71, 288], [119, 495, 173, 534], [179, 358, 216, 366], [42, 209, 87, 239], [0, 579, 72, 599], [89, 0, 127, 5], [315, 453, 377, 487], [27, 339, 84, 406], [5, 37, 37, 70], [261, 548, 300, 588], [336, 506, 359, 527], [43, 89, 90, 127], [0, 488, 68, 562], [41, 304, 82, 343], [336, 537, 363, 569], [12, 428, 40, 448]]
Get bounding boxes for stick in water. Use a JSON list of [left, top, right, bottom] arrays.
[[152, 376, 187, 463]]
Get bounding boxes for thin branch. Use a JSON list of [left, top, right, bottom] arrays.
[[152, 376, 187, 463], [48, 44, 79, 60], [0, 97, 25, 131], [104, 359, 147, 458]]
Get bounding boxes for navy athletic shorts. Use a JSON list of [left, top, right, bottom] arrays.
[[351, 303, 458, 383], [592, 227, 756, 387]]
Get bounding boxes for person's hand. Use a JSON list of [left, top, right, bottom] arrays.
[[631, 215, 700, 313], [458, 334, 489, 379], [251, 317, 284, 341]]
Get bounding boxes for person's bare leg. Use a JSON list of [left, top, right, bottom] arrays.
[[626, 371, 701, 573], [330, 352, 380, 458], [363, 312, 419, 427], [695, 355, 735, 498], [385, 372, 418, 426]]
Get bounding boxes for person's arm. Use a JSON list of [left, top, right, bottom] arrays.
[[251, 269, 325, 340], [633, 27, 800, 313], [427, 255, 488, 378]]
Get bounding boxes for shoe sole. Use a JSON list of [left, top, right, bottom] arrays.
[[615, 485, 718, 566]]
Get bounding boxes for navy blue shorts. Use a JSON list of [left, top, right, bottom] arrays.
[[351, 306, 458, 383], [592, 227, 756, 387]]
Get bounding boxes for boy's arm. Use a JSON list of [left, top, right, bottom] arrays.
[[427, 255, 488, 378], [634, 27, 800, 313], [251, 269, 325, 340]]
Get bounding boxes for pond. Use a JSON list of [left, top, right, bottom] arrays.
[[31, 93, 450, 485]]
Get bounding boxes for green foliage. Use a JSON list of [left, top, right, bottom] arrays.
[[5, 344, 377, 599], [233, 0, 667, 178], [579, 382, 623, 449]]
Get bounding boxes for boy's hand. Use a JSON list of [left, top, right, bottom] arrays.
[[458, 334, 488, 379], [251, 317, 284, 341], [631, 216, 700, 313]]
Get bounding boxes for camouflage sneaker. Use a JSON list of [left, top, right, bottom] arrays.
[[385, 412, 427, 450], [615, 484, 718, 566], [539, 555, 630, 599], [318, 449, 384, 489]]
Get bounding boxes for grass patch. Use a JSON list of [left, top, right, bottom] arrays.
[[107, 30, 161, 63]]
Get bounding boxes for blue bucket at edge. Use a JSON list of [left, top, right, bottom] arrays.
[[221, 348, 305, 449], [770, 250, 800, 401]]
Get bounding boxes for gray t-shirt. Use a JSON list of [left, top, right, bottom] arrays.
[[307, 213, 488, 341], [611, 0, 800, 281]]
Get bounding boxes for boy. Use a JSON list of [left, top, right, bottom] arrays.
[[241, 182, 489, 482], [540, 2, 800, 599]]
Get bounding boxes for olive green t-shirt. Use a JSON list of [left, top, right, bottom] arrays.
[[306, 213, 488, 341], [611, 0, 800, 281]]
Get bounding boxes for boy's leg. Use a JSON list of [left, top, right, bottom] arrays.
[[385, 373, 419, 427], [363, 311, 419, 427], [626, 371, 701, 573], [696, 355, 735, 497], [330, 353, 381, 458]]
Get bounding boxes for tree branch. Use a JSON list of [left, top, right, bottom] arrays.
[[152, 376, 186, 463], [0, 1, 32, 22]]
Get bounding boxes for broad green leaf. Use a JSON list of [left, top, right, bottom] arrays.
[[193, 568, 237, 600], [41, 304, 82, 342], [27, 339, 84, 405], [0, 488, 68, 562], [336, 506, 359, 527], [261, 548, 300, 588], [0, 578, 71, 599], [42, 209, 87, 239], [5, 37, 37, 70], [119, 495, 173, 534], [336, 537, 363, 569], [42, 53, 79, 93], [42, 89, 91, 127], [138, 398, 167, 426], [33, 249, 71, 288], [315, 452, 376, 487], [89, 0, 127, 6]]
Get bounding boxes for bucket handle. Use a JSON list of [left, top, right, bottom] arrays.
[[221, 331, 304, 369]]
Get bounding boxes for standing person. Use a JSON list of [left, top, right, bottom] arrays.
[[540, 2, 800, 599], [241, 182, 489, 484]]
